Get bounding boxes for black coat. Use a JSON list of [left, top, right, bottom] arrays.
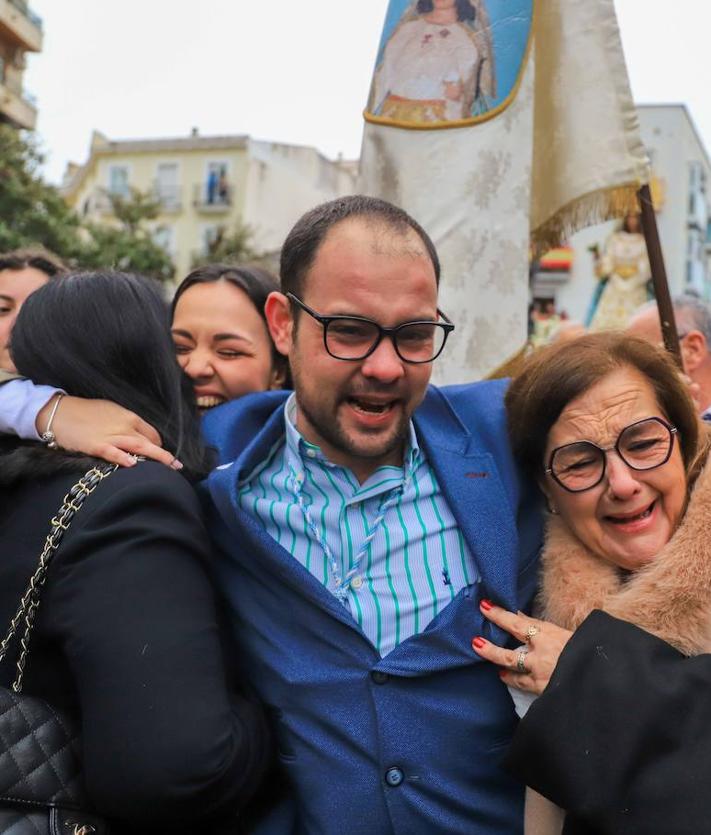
[[505, 610, 711, 835], [0, 449, 270, 834]]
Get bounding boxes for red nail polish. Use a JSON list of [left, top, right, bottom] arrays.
[[498, 669, 507, 678], [472, 637, 486, 649], [480, 599, 493, 611]]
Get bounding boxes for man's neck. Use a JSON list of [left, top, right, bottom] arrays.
[[290, 401, 406, 485]]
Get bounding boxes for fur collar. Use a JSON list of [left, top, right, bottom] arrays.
[[538, 457, 711, 655]]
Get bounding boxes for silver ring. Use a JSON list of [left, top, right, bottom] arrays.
[[516, 649, 529, 674], [524, 625, 540, 644]]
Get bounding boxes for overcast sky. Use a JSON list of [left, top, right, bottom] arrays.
[[23, 1, 711, 184]]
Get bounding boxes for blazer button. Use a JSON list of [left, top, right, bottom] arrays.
[[371, 671, 389, 685], [385, 767, 404, 787]]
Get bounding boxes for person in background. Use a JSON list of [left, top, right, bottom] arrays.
[[627, 294, 711, 419], [529, 300, 562, 347], [0, 248, 71, 436], [1, 271, 269, 833], [171, 264, 288, 412], [206, 168, 219, 205], [472, 332, 711, 834], [0, 248, 67, 373], [218, 171, 230, 204]]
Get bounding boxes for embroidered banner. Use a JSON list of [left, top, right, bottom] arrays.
[[359, 0, 649, 383]]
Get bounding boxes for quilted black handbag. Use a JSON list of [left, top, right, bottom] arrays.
[[0, 464, 116, 835]]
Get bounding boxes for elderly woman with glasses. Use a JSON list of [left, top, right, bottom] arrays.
[[472, 331, 711, 834]]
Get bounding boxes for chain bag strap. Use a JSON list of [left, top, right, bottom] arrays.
[[0, 463, 118, 691], [0, 462, 117, 835]]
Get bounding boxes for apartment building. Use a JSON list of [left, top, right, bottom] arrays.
[[62, 130, 358, 280], [534, 104, 711, 319], [0, 0, 41, 129]]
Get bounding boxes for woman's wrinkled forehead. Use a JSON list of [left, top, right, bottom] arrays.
[[548, 367, 663, 450]]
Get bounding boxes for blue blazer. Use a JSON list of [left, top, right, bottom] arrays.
[[202, 382, 543, 834]]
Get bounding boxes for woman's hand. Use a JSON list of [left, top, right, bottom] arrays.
[[37, 395, 182, 469], [472, 601, 572, 695]]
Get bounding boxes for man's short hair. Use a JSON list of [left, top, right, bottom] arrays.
[[0, 248, 67, 279], [280, 195, 441, 299]]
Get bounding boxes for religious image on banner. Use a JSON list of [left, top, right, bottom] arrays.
[[365, 0, 533, 128]]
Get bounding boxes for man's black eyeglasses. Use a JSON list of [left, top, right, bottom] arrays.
[[287, 293, 455, 364]]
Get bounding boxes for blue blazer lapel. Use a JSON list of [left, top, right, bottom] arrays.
[[206, 470, 373, 638], [202, 389, 291, 466], [414, 387, 519, 612]]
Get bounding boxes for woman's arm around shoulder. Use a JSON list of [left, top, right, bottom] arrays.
[[47, 461, 270, 828]]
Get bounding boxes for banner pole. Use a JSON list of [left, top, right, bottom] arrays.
[[637, 183, 683, 369]]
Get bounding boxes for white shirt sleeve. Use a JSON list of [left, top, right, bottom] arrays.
[[0, 379, 63, 440]]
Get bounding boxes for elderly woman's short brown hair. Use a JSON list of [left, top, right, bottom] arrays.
[[506, 332, 704, 483]]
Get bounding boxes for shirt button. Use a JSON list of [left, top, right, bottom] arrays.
[[371, 671, 389, 685], [385, 767, 404, 787], [350, 575, 364, 590], [306, 448, 317, 458]]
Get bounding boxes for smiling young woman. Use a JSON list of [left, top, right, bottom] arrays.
[[170, 264, 289, 411]]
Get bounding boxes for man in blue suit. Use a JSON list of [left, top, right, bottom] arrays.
[[202, 195, 543, 834]]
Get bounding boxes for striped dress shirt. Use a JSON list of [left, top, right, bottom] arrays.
[[238, 394, 479, 656]]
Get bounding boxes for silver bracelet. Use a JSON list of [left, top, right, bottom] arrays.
[[40, 393, 65, 450]]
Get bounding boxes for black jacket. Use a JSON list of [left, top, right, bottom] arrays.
[[505, 610, 711, 835], [0, 449, 270, 833]]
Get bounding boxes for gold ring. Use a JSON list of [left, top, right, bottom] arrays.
[[524, 625, 540, 643], [516, 649, 529, 674]]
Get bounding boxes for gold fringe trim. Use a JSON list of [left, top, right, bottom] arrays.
[[531, 182, 642, 257]]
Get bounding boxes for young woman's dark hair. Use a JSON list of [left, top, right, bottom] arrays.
[[416, 0, 476, 22], [172, 263, 290, 387], [11, 271, 212, 480], [0, 248, 67, 279], [172, 263, 277, 319]]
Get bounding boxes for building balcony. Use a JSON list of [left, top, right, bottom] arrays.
[[87, 186, 183, 217], [152, 184, 183, 214], [0, 78, 36, 128], [0, 0, 43, 51], [193, 182, 233, 212]]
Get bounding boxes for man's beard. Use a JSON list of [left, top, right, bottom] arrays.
[[291, 363, 411, 464], [298, 390, 410, 462]]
